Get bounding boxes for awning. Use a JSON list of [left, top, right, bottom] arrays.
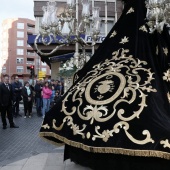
[[50, 53, 74, 62]]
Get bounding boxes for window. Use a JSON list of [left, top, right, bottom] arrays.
[[26, 58, 34, 65], [27, 51, 35, 56], [16, 66, 24, 73], [17, 23, 24, 29], [17, 49, 24, 55], [27, 24, 35, 30], [41, 68, 46, 72], [16, 58, 24, 64], [17, 31, 24, 38], [17, 40, 24, 46], [2, 67, 6, 73]]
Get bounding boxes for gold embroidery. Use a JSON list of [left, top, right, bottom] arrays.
[[110, 31, 117, 38], [167, 92, 170, 103], [40, 132, 170, 160], [163, 47, 168, 56], [139, 25, 148, 32], [156, 46, 158, 55], [58, 48, 157, 145], [126, 7, 134, 14], [119, 36, 129, 44], [83, 105, 108, 124], [92, 122, 154, 144], [160, 139, 170, 149], [163, 69, 170, 82], [42, 124, 50, 129], [53, 116, 86, 138], [86, 132, 91, 139]]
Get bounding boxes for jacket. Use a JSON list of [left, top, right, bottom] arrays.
[[34, 84, 42, 98], [22, 86, 33, 102], [0, 83, 13, 106], [42, 87, 52, 99]]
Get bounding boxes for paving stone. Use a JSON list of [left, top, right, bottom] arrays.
[[0, 105, 57, 166]]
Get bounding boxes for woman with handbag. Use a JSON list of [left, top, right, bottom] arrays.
[[22, 81, 33, 118]]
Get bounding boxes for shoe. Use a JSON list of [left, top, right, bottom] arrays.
[[3, 126, 7, 129], [24, 116, 26, 118], [10, 125, 19, 128], [29, 116, 31, 118]]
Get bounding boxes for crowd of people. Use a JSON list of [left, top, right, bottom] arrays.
[[0, 74, 64, 129]]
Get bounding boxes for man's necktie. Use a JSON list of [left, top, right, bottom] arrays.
[[6, 84, 9, 90]]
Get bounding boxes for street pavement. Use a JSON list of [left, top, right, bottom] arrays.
[[0, 104, 91, 170]]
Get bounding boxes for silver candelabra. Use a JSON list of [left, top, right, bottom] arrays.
[[34, 0, 101, 69], [146, 0, 170, 33]]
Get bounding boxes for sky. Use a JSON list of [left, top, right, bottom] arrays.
[[0, 0, 35, 26]]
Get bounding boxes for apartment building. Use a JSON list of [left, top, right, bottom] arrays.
[[0, 18, 51, 83]]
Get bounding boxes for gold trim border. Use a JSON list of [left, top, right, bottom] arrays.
[[39, 132, 170, 160]]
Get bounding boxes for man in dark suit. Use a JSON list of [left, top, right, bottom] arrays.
[[12, 76, 22, 117], [0, 75, 19, 129]]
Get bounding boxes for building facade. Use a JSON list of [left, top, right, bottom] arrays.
[[0, 18, 51, 84]]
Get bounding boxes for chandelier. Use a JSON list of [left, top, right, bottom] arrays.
[[34, 0, 101, 69], [145, 0, 170, 33]]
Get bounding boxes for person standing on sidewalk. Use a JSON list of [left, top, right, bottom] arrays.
[[0, 75, 19, 129], [34, 79, 42, 117], [12, 76, 23, 117], [42, 81, 52, 118], [22, 81, 33, 118]]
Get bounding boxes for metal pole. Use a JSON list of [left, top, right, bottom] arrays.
[[105, 0, 108, 36], [92, 0, 95, 55], [74, 0, 80, 68]]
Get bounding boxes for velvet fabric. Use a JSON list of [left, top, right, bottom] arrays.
[[40, 0, 170, 169]]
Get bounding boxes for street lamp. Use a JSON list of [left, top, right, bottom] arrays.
[[34, 0, 101, 69]]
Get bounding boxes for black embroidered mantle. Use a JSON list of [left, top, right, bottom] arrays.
[[40, 0, 170, 168]]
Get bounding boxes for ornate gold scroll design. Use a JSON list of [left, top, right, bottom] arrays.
[[163, 47, 168, 56], [167, 92, 170, 103], [92, 122, 154, 144], [139, 25, 148, 32], [119, 36, 129, 44], [160, 139, 170, 149], [42, 124, 50, 129], [110, 31, 117, 38], [163, 69, 170, 82], [52, 116, 86, 139], [126, 7, 134, 15], [54, 48, 157, 145]]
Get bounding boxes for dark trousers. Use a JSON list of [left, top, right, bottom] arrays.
[[12, 97, 20, 116], [23, 100, 32, 116], [1, 105, 14, 127], [36, 98, 42, 115]]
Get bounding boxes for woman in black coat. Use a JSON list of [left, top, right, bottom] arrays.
[[22, 81, 33, 118]]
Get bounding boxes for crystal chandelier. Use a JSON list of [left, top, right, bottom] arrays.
[[34, 0, 101, 69], [145, 0, 170, 33]]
